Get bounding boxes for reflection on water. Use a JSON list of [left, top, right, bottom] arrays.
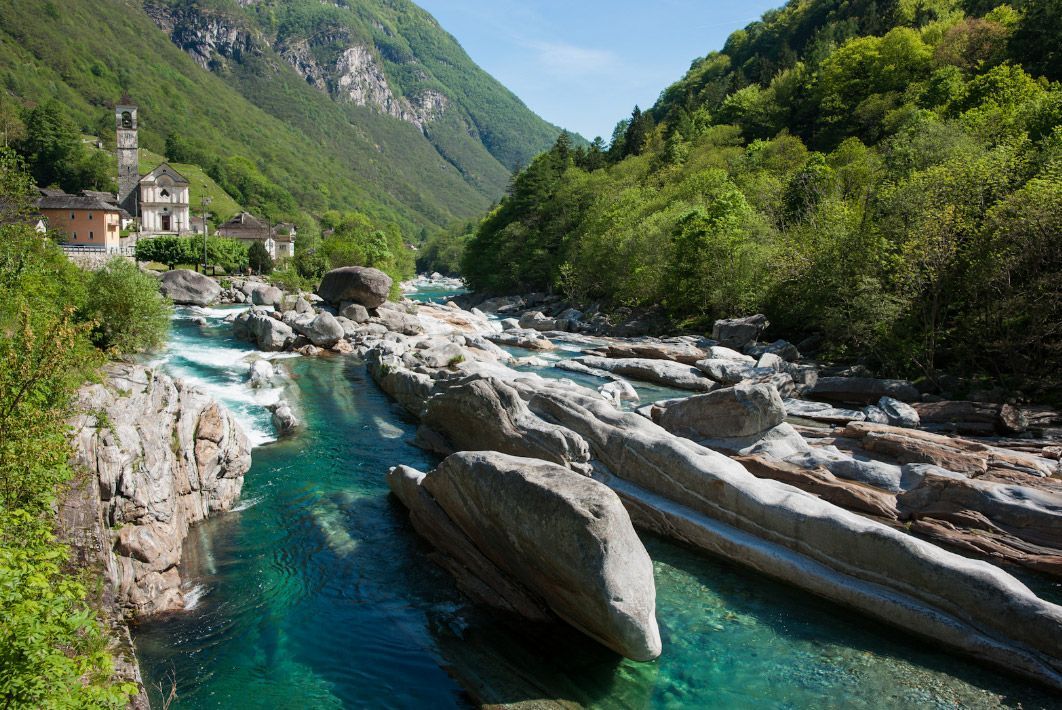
[[134, 308, 1055, 708]]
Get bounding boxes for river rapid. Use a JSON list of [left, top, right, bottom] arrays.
[[133, 303, 1054, 708]]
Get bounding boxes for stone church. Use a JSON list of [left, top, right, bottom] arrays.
[[116, 98, 191, 235]]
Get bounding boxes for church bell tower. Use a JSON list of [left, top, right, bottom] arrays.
[[115, 96, 138, 213]]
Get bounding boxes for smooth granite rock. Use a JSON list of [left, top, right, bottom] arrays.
[[158, 269, 220, 306]]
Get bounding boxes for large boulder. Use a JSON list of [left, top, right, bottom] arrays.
[[158, 269, 220, 306], [388, 451, 661, 662], [711, 314, 768, 349], [657, 383, 786, 439], [317, 266, 392, 308]]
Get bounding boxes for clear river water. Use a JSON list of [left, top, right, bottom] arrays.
[[133, 304, 1057, 708]]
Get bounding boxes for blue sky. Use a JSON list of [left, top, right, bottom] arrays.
[[416, 0, 782, 140]]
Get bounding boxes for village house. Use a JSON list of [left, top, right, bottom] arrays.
[[36, 193, 124, 250], [217, 211, 296, 259]]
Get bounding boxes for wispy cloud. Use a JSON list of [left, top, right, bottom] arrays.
[[526, 40, 621, 75]]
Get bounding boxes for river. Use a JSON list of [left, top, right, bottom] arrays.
[[133, 304, 1054, 708]]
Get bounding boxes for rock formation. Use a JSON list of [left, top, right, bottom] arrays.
[[70, 363, 251, 615], [388, 451, 661, 661]]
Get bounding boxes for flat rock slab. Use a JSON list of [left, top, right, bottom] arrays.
[[576, 356, 714, 392]]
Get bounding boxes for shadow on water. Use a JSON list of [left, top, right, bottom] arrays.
[[135, 333, 1058, 709]]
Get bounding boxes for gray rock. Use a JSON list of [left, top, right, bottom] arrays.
[[270, 401, 298, 435], [695, 358, 754, 385], [712, 314, 768, 349], [879, 396, 921, 428], [486, 329, 556, 351], [372, 307, 424, 336], [340, 302, 370, 323], [576, 356, 715, 392], [756, 352, 786, 371], [158, 269, 220, 306], [388, 451, 661, 661], [233, 308, 295, 351], [499, 317, 521, 331], [863, 404, 890, 424], [248, 359, 274, 388], [705, 345, 756, 363], [746, 339, 800, 362], [301, 312, 345, 348], [783, 398, 866, 425], [527, 388, 1062, 689], [657, 383, 786, 440], [318, 266, 392, 308], [250, 284, 284, 307], [419, 377, 591, 473], [294, 296, 314, 314]]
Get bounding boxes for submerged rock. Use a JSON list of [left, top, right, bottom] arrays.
[[388, 451, 661, 662]]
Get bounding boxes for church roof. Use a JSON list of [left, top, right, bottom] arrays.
[[220, 212, 268, 229], [139, 163, 189, 186]]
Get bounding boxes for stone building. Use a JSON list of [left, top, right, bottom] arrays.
[[115, 98, 191, 236], [217, 211, 296, 259]]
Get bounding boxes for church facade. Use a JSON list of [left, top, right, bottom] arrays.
[[116, 99, 191, 236]]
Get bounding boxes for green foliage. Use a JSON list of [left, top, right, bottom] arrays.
[[247, 240, 274, 275], [0, 149, 134, 706], [320, 210, 414, 288], [135, 235, 248, 273], [15, 100, 115, 193], [416, 224, 471, 276], [460, 0, 1062, 397], [82, 258, 172, 353]]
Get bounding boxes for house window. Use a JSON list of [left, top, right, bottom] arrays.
[[88, 212, 93, 220], [70, 212, 75, 220], [89, 232, 94, 240], [73, 232, 77, 239]]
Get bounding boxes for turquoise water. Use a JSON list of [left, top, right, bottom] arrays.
[[405, 286, 467, 303], [133, 309, 1056, 708]]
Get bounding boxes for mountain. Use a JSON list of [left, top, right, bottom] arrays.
[[0, 0, 570, 234], [455, 0, 1062, 395]]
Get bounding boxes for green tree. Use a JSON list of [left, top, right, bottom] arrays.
[[247, 240, 274, 275], [18, 101, 82, 191], [82, 258, 171, 353]]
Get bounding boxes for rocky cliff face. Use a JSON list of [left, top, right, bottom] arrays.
[[144, 2, 447, 133], [68, 362, 252, 616]]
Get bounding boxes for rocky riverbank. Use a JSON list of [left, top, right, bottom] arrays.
[[232, 267, 1060, 691], [152, 265, 1062, 692], [61, 361, 252, 704]]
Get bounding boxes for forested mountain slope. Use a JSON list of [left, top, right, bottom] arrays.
[[0, 0, 567, 235], [456, 0, 1061, 397]]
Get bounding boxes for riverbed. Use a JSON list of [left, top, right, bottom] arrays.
[[133, 305, 1055, 708]]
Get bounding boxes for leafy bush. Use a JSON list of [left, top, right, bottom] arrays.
[[82, 258, 171, 354], [135, 235, 248, 273], [0, 148, 134, 706]]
